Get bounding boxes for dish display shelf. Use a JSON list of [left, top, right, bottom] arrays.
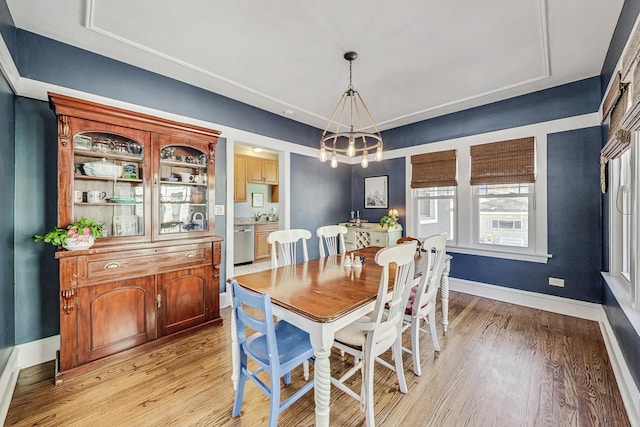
[[73, 132, 145, 238], [158, 145, 209, 235]]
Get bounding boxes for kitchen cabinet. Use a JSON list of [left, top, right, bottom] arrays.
[[50, 93, 223, 383], [247, 156, 278, 185], [234, 154, 247, 202], [340, 223, 403, 252], [255, 223, 279, 261]]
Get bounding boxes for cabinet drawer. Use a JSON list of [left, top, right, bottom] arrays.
[[79, 246, 212, 283], [370, 233, 388, 246]]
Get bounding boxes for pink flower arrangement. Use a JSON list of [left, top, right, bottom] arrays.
[[34, 217, 104, 247]]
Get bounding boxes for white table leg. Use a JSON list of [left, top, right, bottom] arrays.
[[310, 330, 333, 427], [440, 256, 452, 335]]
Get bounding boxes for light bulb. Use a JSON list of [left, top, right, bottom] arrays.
[[331, 153, 338, 168], [320, 147, 327, 162], [361, 152, 369, 168], [375, 146, 383, 162], [347, 139, 356, 157]]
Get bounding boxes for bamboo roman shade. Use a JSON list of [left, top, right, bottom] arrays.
[[470, 137, 535, 185], [602, 72, 623, 120], [410, 149, 457, 188], [599, 20, 640, 193]]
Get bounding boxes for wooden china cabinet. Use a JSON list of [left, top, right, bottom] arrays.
[[49, 93, 224, 383]]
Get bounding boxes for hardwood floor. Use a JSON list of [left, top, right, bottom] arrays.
[[6, 291, 630, 426]]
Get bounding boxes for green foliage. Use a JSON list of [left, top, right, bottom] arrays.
[[379, 215, 397, 227], [34, 217, 104, 247]]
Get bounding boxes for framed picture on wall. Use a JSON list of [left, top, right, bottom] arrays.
[[252, 192, 264, 208], [364, 175, 388, 208]]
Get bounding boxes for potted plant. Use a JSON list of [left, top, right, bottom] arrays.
[[379, 215, 398, 229], [34, 217, 105, 251]]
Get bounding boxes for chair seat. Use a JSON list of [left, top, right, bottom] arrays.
[[335, 314, 397, 348], [245, 321, 314, 365], [405, 286, 434, 315], [334, 315, 371, 346]]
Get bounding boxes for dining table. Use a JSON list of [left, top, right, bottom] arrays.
[[229, 246, 452, 427]]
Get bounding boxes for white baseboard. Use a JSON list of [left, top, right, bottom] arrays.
[[220, 291, 230, 309], [449, 277, 638, 426], [0, 348, 19, 426], [16, 335, 59, 369], [600, 317, 640, 427], [448, 277, 604, 321]]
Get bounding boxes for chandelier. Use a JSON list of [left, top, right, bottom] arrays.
[[320, 51, 383, 168]]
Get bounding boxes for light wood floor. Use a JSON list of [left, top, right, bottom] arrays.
[[6, 291, 630, 426]]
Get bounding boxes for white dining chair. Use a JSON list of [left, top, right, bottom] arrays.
[[331, 241, 417, 427], [316, 225, 347, 257], [401, 233, 447, 376], [267, 229, 311, 268]]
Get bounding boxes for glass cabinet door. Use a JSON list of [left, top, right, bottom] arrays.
[[158, 145, 209, 235], [72, 131, 145, 240]]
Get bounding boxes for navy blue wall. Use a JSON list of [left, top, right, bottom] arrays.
[[603, 284, 640, 391], [14, 98, 59, 343], [291, 153, 351, 260], [0, 63, 15, 372], [351, 158, 405, 225]]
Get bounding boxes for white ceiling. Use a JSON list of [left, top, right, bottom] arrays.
[[7, 0, 625, 132]]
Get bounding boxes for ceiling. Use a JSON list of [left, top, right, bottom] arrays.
[[7, 0, 625, 132]]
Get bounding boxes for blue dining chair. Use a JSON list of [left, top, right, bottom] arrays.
[[231, 280, 315, 427]]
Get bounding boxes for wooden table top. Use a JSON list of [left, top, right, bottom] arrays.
[[231, 246, 429, 323]]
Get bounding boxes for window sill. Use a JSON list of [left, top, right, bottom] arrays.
[[602, 272, 640, 336], [446, 244, 551, 263]]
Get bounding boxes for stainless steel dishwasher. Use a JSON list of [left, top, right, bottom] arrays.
[[234, 224, 255, 265]]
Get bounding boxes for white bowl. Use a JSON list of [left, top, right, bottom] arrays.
[[83, 160, 123, 178]]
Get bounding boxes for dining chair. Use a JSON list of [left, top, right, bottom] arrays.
[[331, 241, 417, 427], [268, 229, 311, 268], [316, 225, 347, 257], [401, 233, 447, 376], [230, 280, 315, 427], [397, 236, 423, 254]]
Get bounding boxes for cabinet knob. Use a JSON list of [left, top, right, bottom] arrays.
[[104, 262, 121, 269]]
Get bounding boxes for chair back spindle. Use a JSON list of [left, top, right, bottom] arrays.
[[316, 225, 347, 257], [267, 229, 311, 268]]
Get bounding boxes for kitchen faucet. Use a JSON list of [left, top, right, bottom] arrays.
[[255, 212, 267, 221]]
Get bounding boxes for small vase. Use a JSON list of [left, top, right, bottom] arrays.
[[63, 235, 95, 251]]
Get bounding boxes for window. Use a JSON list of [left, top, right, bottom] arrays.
[[620, 149, 632, 281], [413, 187, 456, 241], [609, 135, 637, 301], [474, 183, 532, 248], [407, 134, 548, 263]]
